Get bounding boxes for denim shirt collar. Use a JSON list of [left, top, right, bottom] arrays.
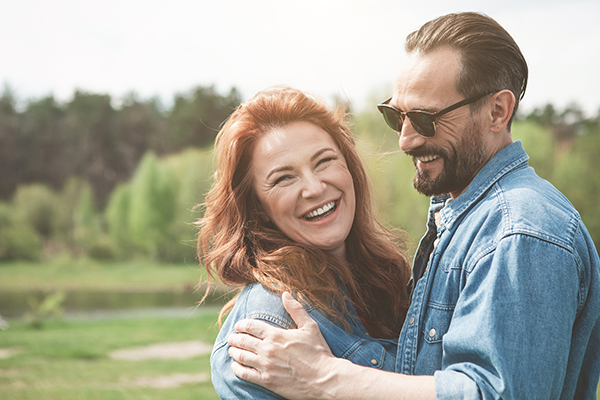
[[438, 141, 530, 233]]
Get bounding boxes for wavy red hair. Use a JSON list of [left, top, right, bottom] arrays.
[[197, 86, 410, 338]]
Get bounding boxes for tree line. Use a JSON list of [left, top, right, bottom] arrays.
[[0, 85, 241, 208], [0, 85, 599, 263]]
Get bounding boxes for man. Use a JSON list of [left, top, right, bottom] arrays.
[[227, 12, 600, 399]]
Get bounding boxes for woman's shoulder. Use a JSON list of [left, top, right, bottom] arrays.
[[223, 283, 296, 333], [211, 282, 290, 399]]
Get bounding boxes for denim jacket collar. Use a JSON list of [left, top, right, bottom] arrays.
[[438, 141, 529, 233]]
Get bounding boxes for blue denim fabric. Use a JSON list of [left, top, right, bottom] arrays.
[[211, 282, 398, 399], [397, 141, 600, 399]]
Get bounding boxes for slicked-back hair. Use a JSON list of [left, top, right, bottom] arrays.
[[405, 12, 528, 130]]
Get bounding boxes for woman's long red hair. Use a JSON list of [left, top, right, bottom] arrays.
[[197, 86, 410, 339]]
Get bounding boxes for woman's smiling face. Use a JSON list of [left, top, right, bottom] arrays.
[[251, 121, 356, 260]]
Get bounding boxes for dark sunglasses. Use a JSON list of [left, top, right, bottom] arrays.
[[377, 91, 495, 137]]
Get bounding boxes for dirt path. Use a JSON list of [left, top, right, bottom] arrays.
[[109, 341, 213, 361], [109, 341, 214, 388], [1, 341, 214, 389]]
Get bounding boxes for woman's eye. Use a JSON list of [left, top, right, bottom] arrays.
[[317, 157, 335, 168], [273, 175, 293, 186]]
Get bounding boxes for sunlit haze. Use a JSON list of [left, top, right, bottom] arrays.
[[2, 0, 599, 115]]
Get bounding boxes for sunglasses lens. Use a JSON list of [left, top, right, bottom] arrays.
[[407, 112, 435, 137], [381, 107, 403, 131]]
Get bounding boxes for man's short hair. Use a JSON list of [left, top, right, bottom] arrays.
[[406, 12, 528, 128]]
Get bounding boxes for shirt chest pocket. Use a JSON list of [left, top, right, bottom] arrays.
[[422, 303, 454, 344], [335, 339, 395, 371]]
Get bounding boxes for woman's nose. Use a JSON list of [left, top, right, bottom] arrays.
[[301, 173, 326, 198]]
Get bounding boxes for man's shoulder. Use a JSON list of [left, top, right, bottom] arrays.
[[486, 166, 581, 245], [499, 166, 577, 218]]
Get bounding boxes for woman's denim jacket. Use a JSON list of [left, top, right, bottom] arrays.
[[211, 282, 398, 399], [398, 141, 600, 399]]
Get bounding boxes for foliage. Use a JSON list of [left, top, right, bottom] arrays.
[[511, 120, 555, 180], [167, 86, 241, 151], [0, 85, 241, 207], [551, 125, 600, 243], [25, 290, 66, 329], [0, 202, 43, 261], [103, 148, 214, 262], [127, 152, 177, 258], [54, 178, 109, 257], [12, 183, 60, 238], [1, 82, 599, 261], [105, 183, 133, 257], [159, 148, 215, 262]]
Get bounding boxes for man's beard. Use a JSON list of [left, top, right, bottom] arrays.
[[407, 121, 489, 197]]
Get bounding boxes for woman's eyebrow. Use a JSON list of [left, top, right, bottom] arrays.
[[266, 165, 293, 181], [311, 147, 337, 161]]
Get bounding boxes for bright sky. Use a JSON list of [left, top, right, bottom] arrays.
[[2, 0, 599, 115]]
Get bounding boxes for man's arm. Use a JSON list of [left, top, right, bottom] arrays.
[[227, 292, 436, 400]]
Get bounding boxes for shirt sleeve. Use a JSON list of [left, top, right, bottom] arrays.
[[210, 284, 293, 400], [434, 233, 582, 400], [210, 329, 288, 400]]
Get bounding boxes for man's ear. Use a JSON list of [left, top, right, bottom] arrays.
[[489, 90, 516, 133]]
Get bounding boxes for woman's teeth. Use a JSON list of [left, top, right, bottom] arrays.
[[304, 201, 337, 221]]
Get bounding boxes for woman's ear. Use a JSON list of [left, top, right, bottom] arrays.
[[489, 90, 516, 133]]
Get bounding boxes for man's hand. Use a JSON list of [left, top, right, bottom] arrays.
[[227, 291, 340, 399]]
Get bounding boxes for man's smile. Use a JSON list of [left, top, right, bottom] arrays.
[[415, 154, 441, 164]]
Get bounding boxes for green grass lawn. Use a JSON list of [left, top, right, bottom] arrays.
[[0, 260, 226, 399], [1, 260, 599, 398], [0, 309, 222, 399], [0, 258, 206, 292]]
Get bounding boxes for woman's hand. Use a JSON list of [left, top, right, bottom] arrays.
[[227, 291, 340, 399]]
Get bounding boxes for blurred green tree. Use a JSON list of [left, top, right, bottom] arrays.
[[0, 86, 20, 200], [167, 86, 240, 151]]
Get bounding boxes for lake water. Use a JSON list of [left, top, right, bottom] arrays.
[[0, 288, 231, 319]]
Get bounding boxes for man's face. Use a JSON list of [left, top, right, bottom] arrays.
[[391, 48, 492, 199]]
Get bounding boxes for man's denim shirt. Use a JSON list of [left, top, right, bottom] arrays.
[[211, 282, 399, 399], [397, 141, 600, 399]]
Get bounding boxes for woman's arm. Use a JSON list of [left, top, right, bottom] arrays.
[[210, 284, 292, 399], [228, 292, 436, 400]]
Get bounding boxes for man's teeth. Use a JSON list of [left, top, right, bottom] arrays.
[[304, 201, 336, 219], [417, 154, 440, 163]]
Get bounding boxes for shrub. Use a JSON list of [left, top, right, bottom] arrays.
[[0, 202, 43, 261], [105, 184, 133, 258], [127, 152, 177, 259], [12, 183, 60, 238]]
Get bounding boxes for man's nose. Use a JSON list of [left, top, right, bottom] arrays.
[[398, 119, 426, 153]]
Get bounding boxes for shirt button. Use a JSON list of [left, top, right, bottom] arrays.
[[429, 328, 436, 338], [408, 316, 415, 325], [371, 359, 378, 366]]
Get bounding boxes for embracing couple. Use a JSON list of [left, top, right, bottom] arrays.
[[197, 12, 600, 400]]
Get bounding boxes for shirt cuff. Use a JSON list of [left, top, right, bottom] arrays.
[[434, 370, 481, 400]]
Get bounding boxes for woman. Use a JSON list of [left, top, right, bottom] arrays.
[[197, 86, 411, 399]]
